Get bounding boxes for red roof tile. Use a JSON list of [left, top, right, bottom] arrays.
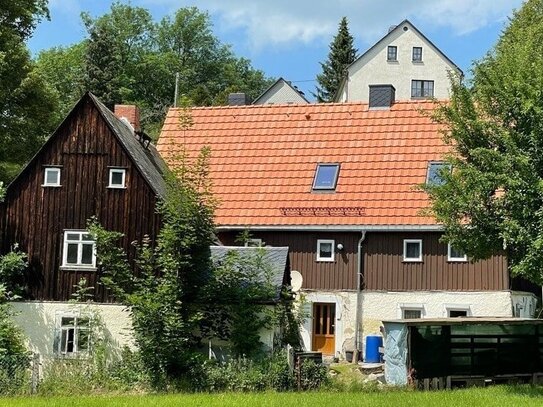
[[157, 101, 446, 228]]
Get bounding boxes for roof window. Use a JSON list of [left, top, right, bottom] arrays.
[[313, 164, 340, 191], [427, 161, 451, 186]]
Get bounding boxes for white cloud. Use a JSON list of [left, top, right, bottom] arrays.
[[140, 0, 523, 50]]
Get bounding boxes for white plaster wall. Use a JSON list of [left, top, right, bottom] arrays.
[[299, 291, 358, 358], [11, 301, 134, 361], [255, 81, 307, 105], [360, 291, 515, 337], [342, 22, 458, 102]]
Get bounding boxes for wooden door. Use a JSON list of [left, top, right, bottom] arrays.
[[312, 303, 335, 355]]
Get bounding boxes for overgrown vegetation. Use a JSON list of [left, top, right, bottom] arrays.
[[424, 0, 543, 285]]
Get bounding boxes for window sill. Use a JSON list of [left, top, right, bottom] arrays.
[[42, 185, 61, 188], [107, 186, 127, 189], [316, 259, 335, 263], [59, 266, 97, 272], [387, 60, 399, 63], [402, 259, 423, 263], [411, 96, 434, 100], [412, 60, 424, 64], [447, 259, 468, 263]]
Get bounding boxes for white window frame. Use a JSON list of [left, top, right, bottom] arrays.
[[444, 304, 472, 318], [61, 230, 96, 269], [244, 238, 263, 247], [317, 239, 335, 262], [55, 311, 91, 358], [399, 303, 426, 319], [448, 243, 467, 262], [403, 239, 422, 262], [43, 167, 61, 187], [108, 168, 126, 189]]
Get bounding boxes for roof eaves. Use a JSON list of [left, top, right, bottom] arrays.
[[216, 225, 443, 232]]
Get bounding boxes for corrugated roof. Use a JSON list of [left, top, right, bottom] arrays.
[[158, 101, 447, 228], [90, 93, 167, 197], [210, 245, 289, 301]]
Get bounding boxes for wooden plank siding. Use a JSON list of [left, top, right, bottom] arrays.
[[218, 231, 360, 291], [363, 232, 508, 291], [219, 230, 509, 292], [1, 98, 161, 302]]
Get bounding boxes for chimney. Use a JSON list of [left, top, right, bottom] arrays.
[[368, 85, 396, 109], [228, 92, 250, 106], [114, 104, 140, 132]]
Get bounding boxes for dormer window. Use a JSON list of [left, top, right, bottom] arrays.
[[412, 47, 423, 62], [108, 168, 126, 189], [43, 167, 61, 187], [387, 46, 397, 61], [313, 164, 340, 191], [427, 161, 451, 186]]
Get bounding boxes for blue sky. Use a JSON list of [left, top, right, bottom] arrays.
[[28, 0, 524, 100]]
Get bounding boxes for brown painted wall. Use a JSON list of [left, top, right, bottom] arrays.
[[1, 98, 161, 301], [363, 232, 508, 291], [219, 230, 509, 292], [218, 231, 360, 291]]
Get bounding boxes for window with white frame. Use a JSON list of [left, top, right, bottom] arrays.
[[43, 167, 61, 187], [448, 243, 467, 262], [412, 47, 423, 62], [400, 304, 425, 319], [108, 168, 126, 188], [445, 305, 471, 318], [387, 45, 398, 61], [403, 239, 422, 262], [55, 313, 90, 357], [62, 231, 96, 268], [244, 238, 263, 247], [317, 239, 335, 261]]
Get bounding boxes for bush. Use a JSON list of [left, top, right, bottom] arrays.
[[298, 359, 329, 391]]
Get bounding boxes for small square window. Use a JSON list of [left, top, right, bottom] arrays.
[[387, 45, 397, 61], [43, 167, 61, 187], [399, 304, 425, 319], [445, 305, 471, 317], [403, 239, 422, 262], [449, 310, 468, 318], [412, 47, 423, 62], [411, 80, 434, 98], [317, 239, 335, 262], [427, 161, 451, 186], [313, 164, 340, 191], [108, 168, 126, 188], [448, 243, 467, 262]]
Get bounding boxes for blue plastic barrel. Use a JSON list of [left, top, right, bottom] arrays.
[[365, 335, 383, 363]]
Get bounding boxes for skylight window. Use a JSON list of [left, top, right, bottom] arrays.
[[427, 162, 451, 186], [313, 164, 340, 191]]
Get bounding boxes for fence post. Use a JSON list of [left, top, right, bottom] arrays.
[[31, 353, 40, 394]]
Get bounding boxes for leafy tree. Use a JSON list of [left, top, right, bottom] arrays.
[[37, 4, 273, 139], [315, 17, 357, 102], [424, 0, 543, 284], [0, 0, 59, 183], [34, 43, 87, 117]]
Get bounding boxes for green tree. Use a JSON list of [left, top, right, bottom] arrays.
[[424, 0, 543, 284], [315, 17, 357, 102], [34, 43, 87, 117], [0, 0, 59, 183]]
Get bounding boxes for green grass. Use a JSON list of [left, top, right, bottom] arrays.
[[1, 386, 543, 407]]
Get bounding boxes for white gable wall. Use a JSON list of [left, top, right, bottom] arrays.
[[254, 80, 308, 105], [340, 23, 458, 102]]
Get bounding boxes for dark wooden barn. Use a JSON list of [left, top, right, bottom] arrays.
[[0, 92, 165, 301]]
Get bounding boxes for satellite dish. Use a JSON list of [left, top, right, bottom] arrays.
[[290, 270, 303, 292]]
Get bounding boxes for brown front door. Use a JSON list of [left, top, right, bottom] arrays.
[[312, 303, 335, 355]]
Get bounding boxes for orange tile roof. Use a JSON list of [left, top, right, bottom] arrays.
[[158, 101, 448, 229]]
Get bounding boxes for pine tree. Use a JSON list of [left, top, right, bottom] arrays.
[[315, 17, 357, 102]]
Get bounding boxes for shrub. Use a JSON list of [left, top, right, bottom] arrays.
[[298, 359, 329, 391]]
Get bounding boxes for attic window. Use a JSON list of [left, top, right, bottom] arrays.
[[427, 162, 451, 186], [412, 47, 423, 62], [387, 46, 398, 61], [43, 167, 61, 187], [108, 168, 126, 189], [313, 164, 340, 191]]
